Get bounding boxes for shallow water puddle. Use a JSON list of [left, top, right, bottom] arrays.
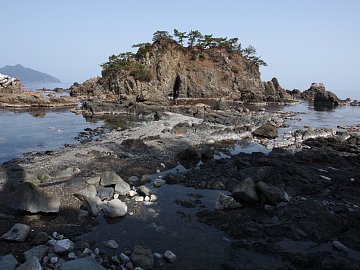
[[77, 181, 234, 269]]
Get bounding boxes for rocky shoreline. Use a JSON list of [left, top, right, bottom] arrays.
[[0, 103, 359, 269]]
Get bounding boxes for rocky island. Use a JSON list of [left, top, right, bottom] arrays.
[[0, 30, 359, 270]]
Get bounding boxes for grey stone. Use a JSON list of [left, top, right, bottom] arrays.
[[131, 246, 154, 270], [59, 257, 107, 270], [215, 193, 242, 210], [252, 123, 278, 139], [85, 176, 101, 185], [74, 194, 103, 216], [16, 256, 41, 270], [104, 239, 119, 249], [256, 181, 283, 205], [24, 245, 49, 261], [154, 179, 166, 187], [138, 185, 152, 196], [163, 250, 177, 263], [120, 253, 130, 263], [97, 186, 114, 201], [2, 223, 30, 242], [54, 239, 74, 254], [232, 177, 259, 203], [100, 171, 122, 186], [77, 185, 97, 197], [332, 240, 348, 252], [78, 209, 89, 222], [50, 257, 58, 264], [0, 254, 19, 270], [128, 176, 140, 185], [150, 194, 157, 202], [114, 178, 131, 196], [12, 182, 60, 213], [31, 232, 49, 246], [104, 199, 127, 218]]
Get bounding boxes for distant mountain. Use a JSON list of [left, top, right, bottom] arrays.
[[0, 64, 61, 83]]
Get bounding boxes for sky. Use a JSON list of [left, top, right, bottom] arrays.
[[1, 0, 359, 99]]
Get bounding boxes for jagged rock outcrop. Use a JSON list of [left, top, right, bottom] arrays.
[[301, 83, 341, 106], [70, 40, 292, 107]]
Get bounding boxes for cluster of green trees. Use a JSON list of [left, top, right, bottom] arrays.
[[152, 29, 267, 67], [101, 29, 267, 81], [101, 52, 153, 82]]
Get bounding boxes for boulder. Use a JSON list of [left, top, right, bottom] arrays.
[[74, 195, 103, 216], [31, 232, 49, 246], [12, 182, 60, 213], [24, 245, 49, 261], [97, 187, 114, 201], [232, 177, 259, 203], [114, 179, 131, 196], [2, 223, 30, 242], [256, 181, 283, 205], [59, 257, 107, 270], [103, 199, 127, 218], [54, 239, 74, 254], [16, 256, 41, 270], [0, 254, 19, 270], [252, 124, 278, 139], [77, 185, 97, 197], [131, 246, 154, 270], [100, 171, 123, 186]]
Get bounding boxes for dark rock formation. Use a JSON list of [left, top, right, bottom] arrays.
[[301, 83, 341, 107], [70, 40, 293, 108]]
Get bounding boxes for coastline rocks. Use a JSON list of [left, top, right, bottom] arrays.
[[163, 250, 177, 263], [301, 83, 341, 107], [104, 240, 119, 249], [1, 223, 30, 242], [74, 195, 103, 216], [131, 246, 154, 270], [100, 171, 130, 195], [31, 232, 49, 246], [12, 182, 61, 213], [252, 123, 278, 139]]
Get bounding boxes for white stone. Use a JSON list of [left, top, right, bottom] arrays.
[[128, 190, 137, 197], [150, 194, 158, 202], [144, 196, 150, 202], [104, 199, 127, 218], [113, 193, 119, 199], [134, 196, 144, 202]]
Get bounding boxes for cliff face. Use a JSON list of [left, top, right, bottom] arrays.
[[71, 40, 291, 104]]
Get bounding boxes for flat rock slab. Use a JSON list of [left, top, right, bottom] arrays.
[[12, 182, 60, 213], [16, 256, 41, 270], [0, 254, 19, 270], [24, 245, 49, 261], [2, 223, 30, 242], [59, 257, 107, 270]]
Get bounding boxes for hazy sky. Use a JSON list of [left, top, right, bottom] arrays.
[[1, 0, 359, 99]]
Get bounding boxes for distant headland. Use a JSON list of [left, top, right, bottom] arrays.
[[0, 64, 61, 83]]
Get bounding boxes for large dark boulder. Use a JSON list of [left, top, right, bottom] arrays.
[[252, 123, 278, 139], [301, 83, 341, 107]]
